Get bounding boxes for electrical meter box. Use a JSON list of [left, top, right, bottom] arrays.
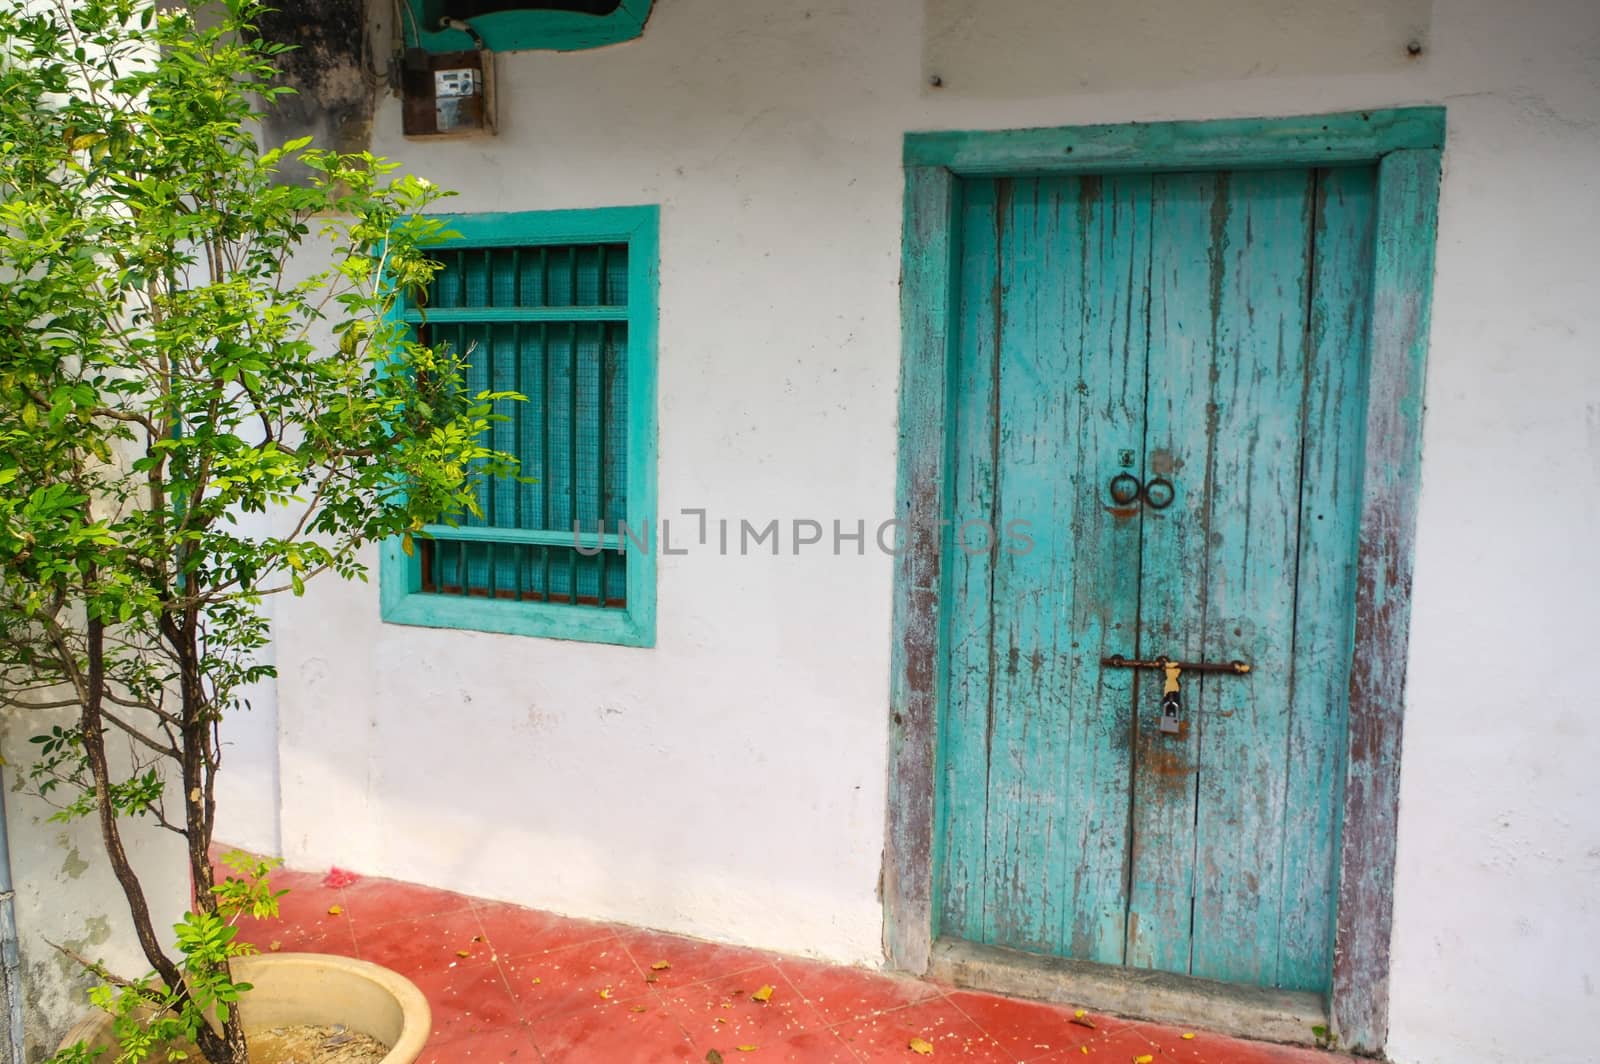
[[402, 49, 496, 138]]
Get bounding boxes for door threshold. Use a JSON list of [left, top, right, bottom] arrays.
[[928, 939, 1328, 1046]]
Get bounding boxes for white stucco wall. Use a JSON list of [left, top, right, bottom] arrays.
[[245, 2, 1600, 1062]]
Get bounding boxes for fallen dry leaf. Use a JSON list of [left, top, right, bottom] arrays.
[[455, 950, 472, 958], [652, 961, 672, 970], [715, 1017, 728, 1025], [268, 941, 282, 953], [599, 987, 613, 1000], [1069, 1010, 1096, 1030], [908, 1036, 934, 1056], [631, 1006, 648, 1013], [706, 1051, 724, 1064], [751, 985, 775, 1004], [1134, 1056, 1154, 1063], [530, 977, 541, 985], [1181, 1033, 1195, 1040], [735, 1047, 758, 1053], [326, 905, 343, 917]]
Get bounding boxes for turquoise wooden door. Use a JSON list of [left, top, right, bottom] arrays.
[[938, 167, 1376, 992]]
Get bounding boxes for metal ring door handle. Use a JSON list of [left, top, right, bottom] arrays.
[[1108, 473, 1142, 505], [1143, 476, 1175, 510]]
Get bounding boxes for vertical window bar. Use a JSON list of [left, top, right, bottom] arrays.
[[460, 323, 480, 529], [456, 249, 466, 308], [484, 324, 495, 528], [596, 245, 609, 603], [568, 318, 579, 605], [512, 321, 524, 602], [597, 321, 610, 605], [484, 323, 496, 598], [511, 248, 522, 307], [540, 321, 552, 597]]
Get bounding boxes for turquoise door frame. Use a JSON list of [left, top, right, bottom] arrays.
[[884, 109, 1444, 1054]]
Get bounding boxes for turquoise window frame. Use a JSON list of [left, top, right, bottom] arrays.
[[379, 205, 659, 647], [407, 0, 652, 53]]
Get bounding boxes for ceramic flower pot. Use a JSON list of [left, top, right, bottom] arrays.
[[57, 952, 430, 1063]]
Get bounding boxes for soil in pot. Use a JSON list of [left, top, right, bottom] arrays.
[[247, 1024, 390, 1063], [160, 1024, 390, 1064]]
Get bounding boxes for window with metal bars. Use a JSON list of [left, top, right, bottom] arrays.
[[380, 207, 658, 647]]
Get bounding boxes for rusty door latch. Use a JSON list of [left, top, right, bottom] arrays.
[[1100, 654, 1252, 735]]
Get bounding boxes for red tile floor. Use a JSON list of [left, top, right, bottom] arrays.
[[228, 860, 1354, 1064]]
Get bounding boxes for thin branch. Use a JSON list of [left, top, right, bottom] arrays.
[[44, 938, 162, 1004]]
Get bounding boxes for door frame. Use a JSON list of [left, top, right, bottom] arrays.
[[884, 108, 1445, 1054]]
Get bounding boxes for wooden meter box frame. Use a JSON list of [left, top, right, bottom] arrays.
[[882, 108, 1445, 1054], [402, 48, 497, 138]]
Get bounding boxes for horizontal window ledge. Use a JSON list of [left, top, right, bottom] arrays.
[[401, 306, 630, 324], [381, 592, 653, 647]]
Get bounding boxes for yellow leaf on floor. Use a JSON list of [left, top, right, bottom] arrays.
[[652, 961, 672, 970], [908, 1036, 934, 1055], [751, 985, 775, 1003], [326, 905, 342, 916], [268, 941, 282, 952], [1135, 1056, 1154, 1063], [735, 1047, 758, 1053], [599, 987, 613, 1000], [631, 1006, 648, 1013], [531, 977, 541, 985], [455, 950, 472, 958], [1182, 1033, 1195, 1040]]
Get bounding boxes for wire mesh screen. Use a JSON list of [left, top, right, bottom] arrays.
[[415, 243, 630, 608]]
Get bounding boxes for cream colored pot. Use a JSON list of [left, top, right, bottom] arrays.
[[57, 953, 430, 1063]]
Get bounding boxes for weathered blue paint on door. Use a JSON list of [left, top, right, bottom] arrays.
[[937, 166, 1375, 992]]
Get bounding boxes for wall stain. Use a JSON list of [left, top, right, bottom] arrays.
[[256, 0, 376, 184]]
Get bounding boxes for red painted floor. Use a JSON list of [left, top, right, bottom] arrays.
[[227, 861, 1353, 1064]]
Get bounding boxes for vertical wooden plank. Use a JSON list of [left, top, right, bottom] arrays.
[[1056, 174, 1150, 964], [885, 164, 960, 974], [1186, 169, 1316, 987], [982, 177, 1077, 953], [937, 176, 1000, 946], [1332, 147, 1442, 1054], [976, 176, 1147, 963], [1275, 165, 1375, 992], [1126, 170, 1218, 975]]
